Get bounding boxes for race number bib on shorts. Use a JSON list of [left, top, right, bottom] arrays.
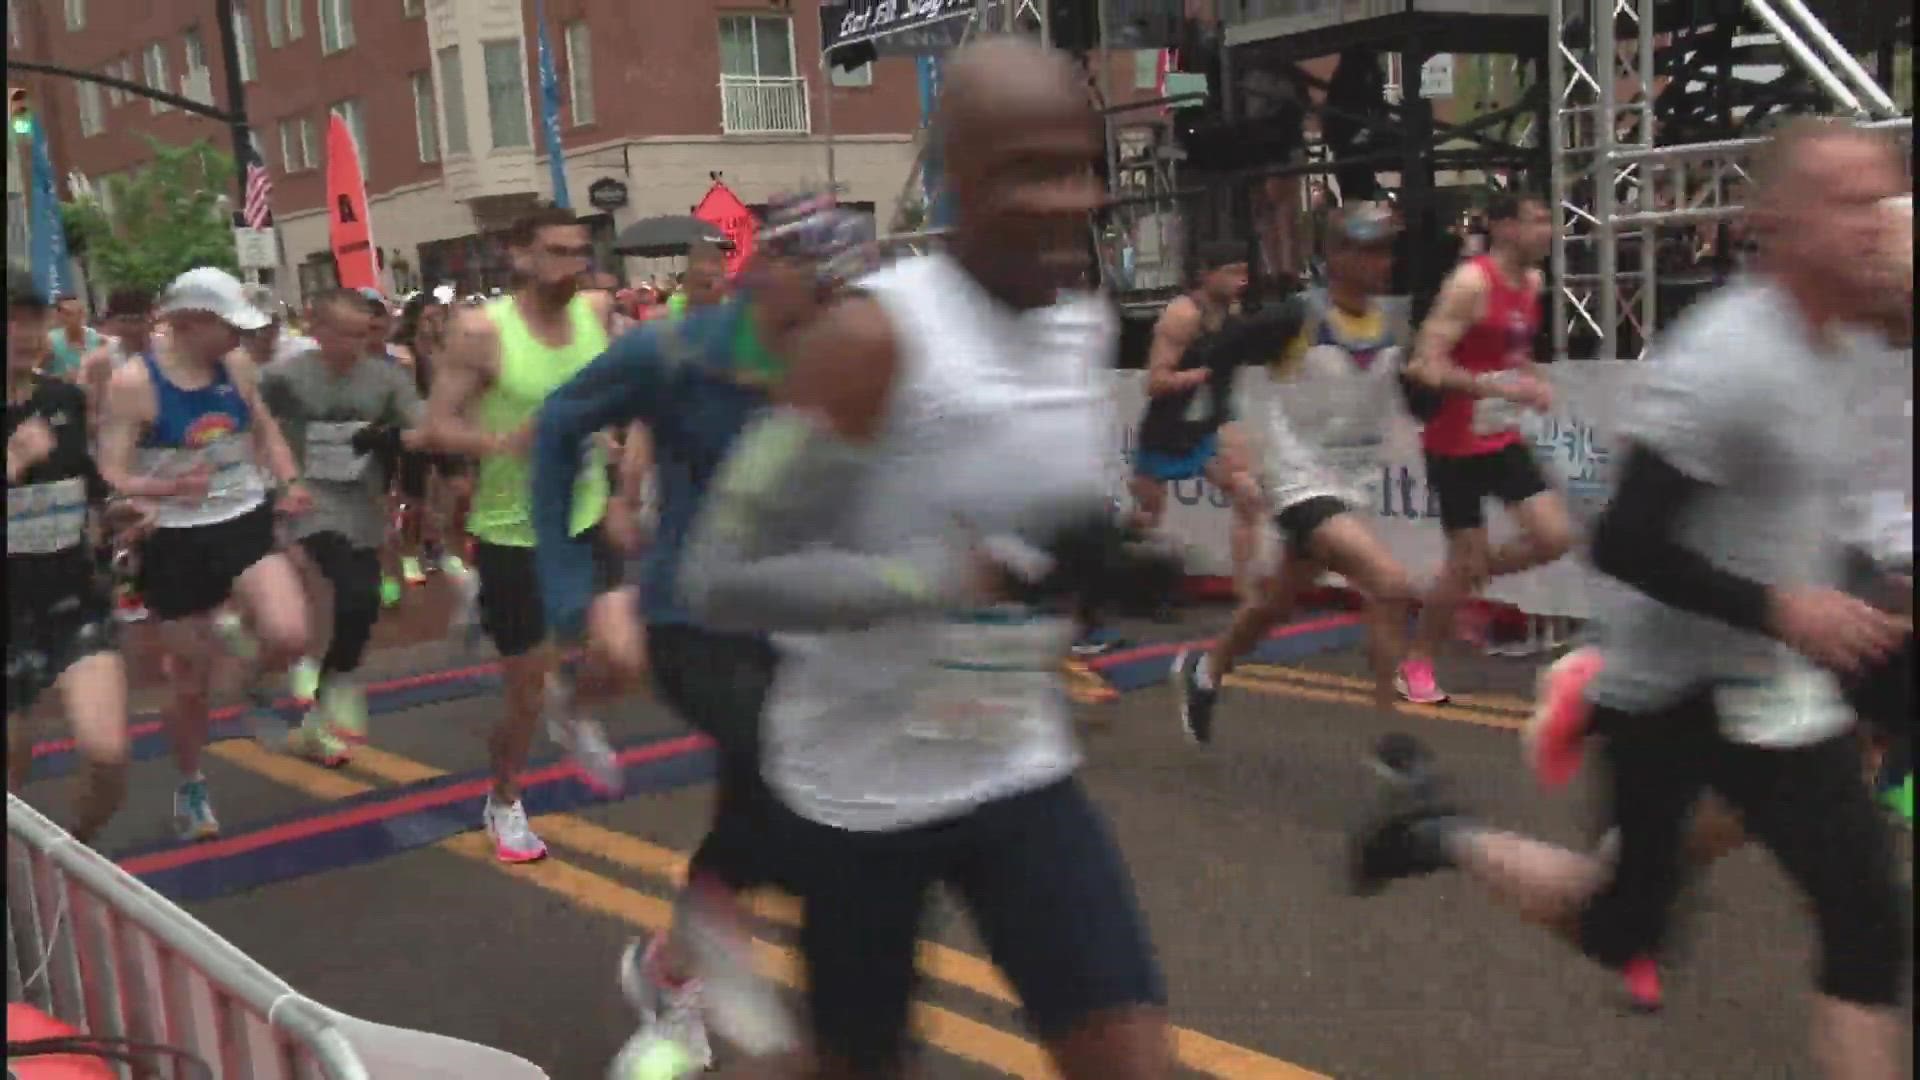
[[304, 422, 371, 483], [1715, 648, 1853, 748], [906, 608, 1074, 745], [6, 477, 87, 555]]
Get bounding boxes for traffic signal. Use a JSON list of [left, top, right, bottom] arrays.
[[9, 87, 30, 136]]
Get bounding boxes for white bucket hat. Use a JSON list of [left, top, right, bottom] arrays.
[[157, 267, 271, 332]]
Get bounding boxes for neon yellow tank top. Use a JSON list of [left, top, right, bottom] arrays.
[[468, 294, 610, 547]]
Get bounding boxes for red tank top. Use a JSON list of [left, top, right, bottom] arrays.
[[1421, 255, 1541, 457]]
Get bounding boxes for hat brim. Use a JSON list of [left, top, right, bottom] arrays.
[[220, 304, 272, 332]]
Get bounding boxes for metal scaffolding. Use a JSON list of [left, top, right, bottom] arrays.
[[1548, 0, 1910, 359]]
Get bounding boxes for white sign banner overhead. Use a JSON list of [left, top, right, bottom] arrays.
[[821, 0, 978, 55], [1109, 362, 1644, 619]]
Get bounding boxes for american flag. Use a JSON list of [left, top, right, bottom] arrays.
[[242, 154, 274, 229]]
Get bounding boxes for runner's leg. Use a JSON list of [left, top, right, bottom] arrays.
[[1307, 514, 1417, 710], [52, 649, 130, 843], [1204, 426, 1265, 604]]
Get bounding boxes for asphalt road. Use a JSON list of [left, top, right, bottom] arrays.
[[15, 578, 1913, 1079]]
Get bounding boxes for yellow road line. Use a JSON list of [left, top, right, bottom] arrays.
[[1223, 673, 1526, 732], [1237, 664, 1535, 716], [220, 741, 1326, 1078]]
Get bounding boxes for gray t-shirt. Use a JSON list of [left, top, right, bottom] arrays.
[[259, 346, 422, 550], [1588, 278, 1888, 746]]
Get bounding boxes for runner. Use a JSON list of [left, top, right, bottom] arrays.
[[681, 39, 1171, 1078], [6, 271, 141, 844], [1350, 120, 1911, 1080], [388, 290, 456, 590], [258, 288, 429, 761], [95, 268, 312, 841], [77, 288, 155, 423], [45, 294, 104, 381], [665, 244, 728, 320], [422, 204, 638, 862], [533, 191, 869, 1075], [1129, 241, 1265, 603], [1174, 204, 1419, 742], [1398, 192, 1573, 704]]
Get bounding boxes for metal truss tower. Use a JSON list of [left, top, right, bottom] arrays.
[[1548, 0, 1910, 359]]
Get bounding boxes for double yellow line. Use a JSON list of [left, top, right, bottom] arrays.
[[1225, 663, 1535, 730], [206, 737, 1325, 1078]]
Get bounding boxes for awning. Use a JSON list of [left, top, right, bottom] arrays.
[[820, 0, 978, 57]]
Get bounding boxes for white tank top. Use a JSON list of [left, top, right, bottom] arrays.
[[1263, 291, 1408, 510], [761, 254, 1117, 832]]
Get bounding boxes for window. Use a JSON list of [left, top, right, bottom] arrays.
[[8, 0, 20, 48], [411, 71, 440, 162], [102, 59, 124, 106], [232, 9, 257, 82], [564, 20, 593, 126], [829, 62, 872, 88], [331, 98, 368, 178], [717, 15, 806, 135], [318, 0, 352, 54], [64, 0, 84, 31], [266, 0, 285, 47], [437, 46, 470, 154], [183, 26, 206, 72], [143, 42, 171, 114], [279, 118, 317, 172], [299, 117, 316, 169], [286, 0, 303, 41], [97, 174, 117, 221], [403, 0, 422, 15], [1133, 49, 1159, 90], [481, 40, 530, 149], [77, 80, 104, 137]]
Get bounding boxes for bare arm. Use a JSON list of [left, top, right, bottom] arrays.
[[1144, 298, 1209, 397], [95, 362, 182, 499], [616, 421, 652, 506], [1404, 262, 1496, 395], [421, 308, 511, 458]]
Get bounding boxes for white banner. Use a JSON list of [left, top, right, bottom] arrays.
[[1111, 362, 1644, 618]]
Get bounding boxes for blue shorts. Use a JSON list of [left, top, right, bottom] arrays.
[[1133, 433, 1218, 482]]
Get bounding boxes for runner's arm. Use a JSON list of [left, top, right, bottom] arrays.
[[1404, 263, 1497, 395], [681, 296, 982, 633], [224, 352, 300, 485], [420, 309, 510, 458], [95, 362, 180, 499], [616, 421, 652, 506], [532, 325, 679, 641], [1145, 298, 1209, 396]]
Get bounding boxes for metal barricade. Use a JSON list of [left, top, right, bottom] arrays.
[[7, 794, 368, 1080]]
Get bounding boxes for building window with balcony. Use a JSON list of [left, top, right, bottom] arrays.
[[233, 9, 258, 82], [318, 0, 352, 55], [144, 42, 172, 114], [438, 46, 470, 155], [77, 80, 104, 137], [332, 98, 369, 178], [564, 20, 594, 127], [718, 14, 807, 135], [64, 0, 84, 31], [411, 72, 440, 163], [481, 40, 532, 149]]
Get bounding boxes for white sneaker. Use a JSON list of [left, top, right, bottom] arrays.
[[607, 1029, 704, 1080], [617, 939, 713, 1070], [677, 886, 799, 1057], [546, 677, 624, 797], [482, 795, 547, 863]]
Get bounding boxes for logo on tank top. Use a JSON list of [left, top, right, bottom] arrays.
[[1503, 312, 1533, 364], [183, 412, 238, 448]]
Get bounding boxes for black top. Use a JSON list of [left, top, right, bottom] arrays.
[[6, 375, 107, 602], [1136, 297, 1307, 456]]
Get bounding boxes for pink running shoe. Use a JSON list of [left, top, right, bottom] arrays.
[[1394, 657, 1448, 704], [1525, 646, 1604, 790], [1621, 954, 1663, 1012]]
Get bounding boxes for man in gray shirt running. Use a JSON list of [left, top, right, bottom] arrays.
[[258, 288, 426, 762]]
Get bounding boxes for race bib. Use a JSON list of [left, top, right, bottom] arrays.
[[1470, 389, 1523, 438], [304, 421, 370, 483], [906, 608, 1074, 745], [1714, 649, 1853, 748], [7, 477, 88, 555]]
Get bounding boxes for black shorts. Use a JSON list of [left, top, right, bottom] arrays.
[[778, 777, 1166, 1070], [397, 451, 434, 502], [1276, 494, 1352, 556], [1578, 690, 1905, 1006], [137, 503, 279, 622], [297, 532, 383, 616], [7, 588, 116, 715], [472, 529, 622, 658], [1423, 441, 1550, 532]]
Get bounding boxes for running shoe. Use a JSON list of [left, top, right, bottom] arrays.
[[1172, 649, 1219, 746], [380, 576, 403, 608], [674, 882, 800, 1058], [113, 589, 148, 624], [483, 795, 547, 863], [617, 938, 713, 1072], [1394, 657, 1449, 704], [401, 555, 427, 587], [319, 678, 370, 743], [546, 677, 624, 797], [607, 1034, 704, 1080], [1881, 773, 1913, 826], [289, 657, 322, 704], [172, 778, 220, 841], [1350, 733, 1457, 896], [1525, 646, 1603, 790], [285, 715, 351, 768], [1070, 626, 1123, 658], [1620, 955, 1663, 1013], [213, 610, 258, 661]]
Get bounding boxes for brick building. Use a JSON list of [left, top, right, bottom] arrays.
[[14, 0, 933, 301]]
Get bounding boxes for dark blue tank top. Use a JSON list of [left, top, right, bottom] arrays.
[[139, 351, 252, 450]]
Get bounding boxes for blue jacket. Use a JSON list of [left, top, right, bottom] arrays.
[[532, 298, 771, 639]]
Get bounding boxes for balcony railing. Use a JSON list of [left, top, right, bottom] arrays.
[[720, 74, 810, 135]]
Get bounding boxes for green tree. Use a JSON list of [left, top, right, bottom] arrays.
[[61, 136, 239, 294]]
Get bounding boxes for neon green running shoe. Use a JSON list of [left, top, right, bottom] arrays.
[[1882, 774, 1912, 824], [401, 555, 426, 586], [289, 657, 322, 703], [319, 679, 370, 743], [381, 576, 403, 608], [607, 1033, 701, 1080], [285, 716, 350, 768]]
